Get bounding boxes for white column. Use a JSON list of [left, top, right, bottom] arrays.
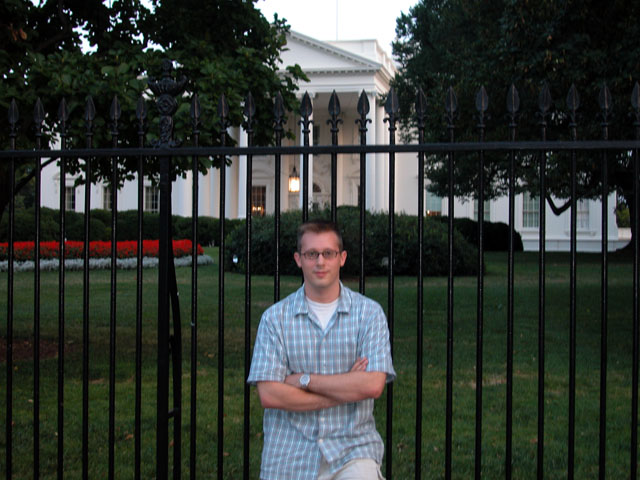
[[366, 92, 377, 211], [237, 126, 248, 218], [375, 101, 387, 211], [224, 126, 237, 219], [299, 97, 314, 210]]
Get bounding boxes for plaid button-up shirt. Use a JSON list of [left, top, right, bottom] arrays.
[[247, 284, 396, 480]]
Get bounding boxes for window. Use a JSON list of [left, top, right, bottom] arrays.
[[251, 186, 266, 216], [577, 199, 589, 230], [522, 192, 539, 228], [473, 199, 491, 221], [426, 191, 442, 216], [145, 186, 159, 213], [65, 186, 76, 211], [103, 186, 112, 210]]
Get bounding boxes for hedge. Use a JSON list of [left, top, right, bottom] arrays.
[[224, 206, 479, 277], [0, 208, 241, 246], [433, 216, 523, 252]]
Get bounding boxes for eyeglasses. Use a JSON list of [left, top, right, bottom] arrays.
[[300, 249, 341, 261]]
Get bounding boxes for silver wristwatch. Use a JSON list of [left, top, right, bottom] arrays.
[[299, 373, 310, 389]]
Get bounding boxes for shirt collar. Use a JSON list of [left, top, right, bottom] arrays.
[[293, 282, 351, 316]]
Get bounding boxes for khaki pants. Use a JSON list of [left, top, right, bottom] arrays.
[[317, 458, 385, 480]]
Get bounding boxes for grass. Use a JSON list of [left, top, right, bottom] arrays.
[[0, 249, 637, 479]]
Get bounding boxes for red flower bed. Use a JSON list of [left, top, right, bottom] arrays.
[[0, 240, 203, 261]]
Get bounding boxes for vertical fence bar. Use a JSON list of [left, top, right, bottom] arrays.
[[567, 84, 579, 480], [217, 94, 230, 480], [242, 93, 256, 480], [536, 83, 551, 480], [274, 93, 285, 302], [189, 93, 200, 480], [170, 241, 183, 480], [33, 98, 44, 480], [415, 88, 427, 480], [300, 92, 312, 223], [149, 59, 188, 480], [328, 91, 341, 224], [157, 150, 171, 480], [356, 91, 370, 295], [506, 85, 520, 480], [598, 84, 611, 480], [631, 82, 640, 479], [383, 89, 398, 480], [56, 98, 68, 480], [475, 86, 489, 480], [135, 95, 147, 480], [6, 99, 18, 480], [444, 87, 458, 480], [82, 96, 95, 480], [108, 95, 121, 480]]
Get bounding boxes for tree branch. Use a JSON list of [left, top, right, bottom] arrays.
[[545, 194, 571, 216], [14, 157, 58, 196]]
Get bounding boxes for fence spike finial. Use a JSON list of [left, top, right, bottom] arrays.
[[328, 90, 341, 117], [632, 82, 640, 111], [300, 91, 313, 118], [356, 90, 371, 132], [33, 97, 45, 127], [218, 93, 230, 130], [384, 88, 399, 117], [243, 92, 256, 127], [566, 84, 580, 115], [538, 82, 552, 115], [598, 83, 613, 123], [110, 95, 121, 136], [136, 95, 148, 123], [327, 90, 343, 132], [190, 92, 201, 130], [444, 86, 458, 127], [8, 98, 19, 134], [84, 95, 96, 137], [632, 82, 640, 127], [506, 84, 520, 115], [416, 88, 428, 125], [57, 97, 69, 131], [475, 86, 489, 114], [274, 91, 285, 133], [357, 90, 370, 116]]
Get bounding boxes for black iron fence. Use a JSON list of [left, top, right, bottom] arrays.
[[2, 61, 640, 480]]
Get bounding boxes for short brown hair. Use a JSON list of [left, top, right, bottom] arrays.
[[296, 220, 344, 252]]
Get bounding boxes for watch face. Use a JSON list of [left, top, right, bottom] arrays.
[[300, 374, 310, 388]]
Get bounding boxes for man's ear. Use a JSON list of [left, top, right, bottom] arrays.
[[339, 249, 347, 267], [294, 251, 302, 268]]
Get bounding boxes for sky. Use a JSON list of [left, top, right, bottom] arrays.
[[256, 0, 418, 56]]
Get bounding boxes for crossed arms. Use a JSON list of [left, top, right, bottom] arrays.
[[257, 357, 387, 412]]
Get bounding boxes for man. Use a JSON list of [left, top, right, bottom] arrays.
[[248, 220, 396, 480]]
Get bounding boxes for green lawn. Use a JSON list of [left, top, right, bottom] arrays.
[[0, 249, 637, 478]]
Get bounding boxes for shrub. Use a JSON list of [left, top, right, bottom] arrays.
[[0, 208, 234, 245], [434, 216, 523, 252], [224, 206, 478, 276]]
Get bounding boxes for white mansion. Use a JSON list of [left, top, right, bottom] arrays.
[[41, 31, 629, 252]]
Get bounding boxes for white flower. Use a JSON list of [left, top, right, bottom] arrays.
[[0, 255, 214, 272]]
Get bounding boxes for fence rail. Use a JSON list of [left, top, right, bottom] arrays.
[[2, 62, 640, 479]]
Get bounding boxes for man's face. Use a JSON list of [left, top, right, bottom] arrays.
[[294, 231, 347, 300]]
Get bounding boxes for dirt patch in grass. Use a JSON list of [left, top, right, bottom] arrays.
[[0, 338, 79, 362]]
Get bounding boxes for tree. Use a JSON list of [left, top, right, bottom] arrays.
[[392, 0, 640, 241], [1, 0, 305, 219]]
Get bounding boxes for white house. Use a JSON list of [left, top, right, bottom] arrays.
[[41, 31, 629, 252]]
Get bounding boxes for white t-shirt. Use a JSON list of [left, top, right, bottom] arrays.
[[306, 296, 339, 331]]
